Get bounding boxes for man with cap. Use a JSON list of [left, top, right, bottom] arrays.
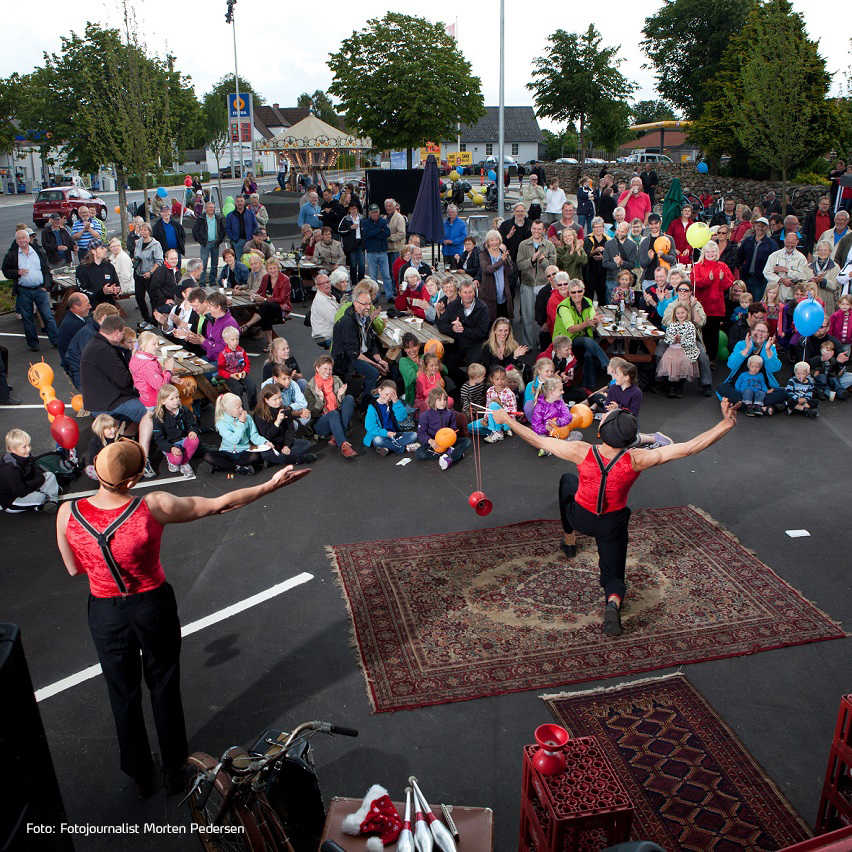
[[70, 205, 105, 261], [42, 212, 76, 266], [736, 216, 779, 301], [55, 441, 309, 797], [492, 399, 739, 636]]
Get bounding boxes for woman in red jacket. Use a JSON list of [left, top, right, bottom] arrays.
[[241, 257, 292, 348], [667, 203, 695, 264], [692, 240, 734, 363]]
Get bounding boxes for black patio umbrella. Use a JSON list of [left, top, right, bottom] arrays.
[[408, 154, 444, 264]]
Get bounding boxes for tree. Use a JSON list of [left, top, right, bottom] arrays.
[[328, 13, 484, 168], [540, 128, 578, 161], [631, 100, 677, 126], [587, 100, 634, 152], [201, 75, 263, 201], [0, 75, 21, 154], [297, 89, 343, 129], [641, 0, 755, 119], [527, 25, 635, 162]]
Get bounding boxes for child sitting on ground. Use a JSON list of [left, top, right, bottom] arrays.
[[588, 357, 642, 417], [460, 362, 487, 417], [531, 377, 581, 456], [524, 357, 556, 422], [261, 364, 312, 428], [206, 392, 279, 474], [363, 379, 420, 456], [550, 335, 587, 403], [262, 337, 306, 391], [0, 429, 60, 513], [657, 303, 699, 397], [480, 366, 518, 442], [253, 385, 317, 464], [415, 353, 452, 413], [151, 384, 200, 475], [415, 387, 472, 470], [785, 361, 818, 417], [730, 290, 753, 325], [217, 326, 256, 409], [809, 338, 847, 401], [734, 355, 770, 416], [85, 414, 121, 479]]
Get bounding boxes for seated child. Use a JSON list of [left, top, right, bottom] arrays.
[[524, 358, 555, 421], [261, 364, 312, 428], [734, 355, 770, 416], [205, 392, 281, 474], [785, 361, 818, 417], [551, 335, 586, 402], [478, 366, 518, 442], [363, 379, 419, 455], [263, 337, 306, 392], [151, 384, 200, 475], [217, 326, 257, 409], [809, 338, 847, 401], [415, 387, 472, 470], [730, 290, 753, 325], [253, 385, 317, 464], [415, 353, 453, 413], [460, 362, 487, 416], [129, 331, 174, 410], [588, 357, 642, 416], [0, 428, 60, 513], [656, 304, 699, 397], [531, 377, 581, 455], [86, 413, 121, 479]]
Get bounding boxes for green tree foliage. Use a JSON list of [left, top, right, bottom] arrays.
[[0, 75, 21, 154], [527, 25, 634, 162], [631, 100, 677, 126], [587, 100, 634, 152], [641, 0, 755, 119], [297, 90, 343, 129], [540, 128, 578, 161], [328, 13, 484, 168]]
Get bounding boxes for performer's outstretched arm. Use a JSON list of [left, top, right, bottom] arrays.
[[491, 409, 590, 464], [631, 399, 738, 472]]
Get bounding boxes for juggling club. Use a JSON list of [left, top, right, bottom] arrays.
[[396, 787, 415, 852], [410, 778, 433, 852], [409, 777, 457, 852]]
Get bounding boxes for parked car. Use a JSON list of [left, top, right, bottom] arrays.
[[555, 157, 578, 164], [617, 152, 673, 164], [33, 186, 108, 228]]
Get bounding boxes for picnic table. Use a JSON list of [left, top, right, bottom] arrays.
[[593, 304, 664, 364], [51, 266, 77, 292], [154, 332, 220, 402], [205, 287, 257, 309], [377, 313, 454, 350]]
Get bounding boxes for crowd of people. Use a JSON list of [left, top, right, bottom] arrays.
[[2, 170, 851, 513]]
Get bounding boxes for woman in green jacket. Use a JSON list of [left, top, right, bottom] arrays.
[[552, 281, 610, 387], [556, 229, 588, 279]]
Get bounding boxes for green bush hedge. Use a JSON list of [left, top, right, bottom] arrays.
[[126, 172, 210, 190]]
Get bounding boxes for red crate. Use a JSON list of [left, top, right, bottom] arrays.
[[517, 737, 633, 852], [831, 695, 852, 751], [816, 719, 852, 833]]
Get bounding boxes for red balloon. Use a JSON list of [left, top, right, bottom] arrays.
[[50, 415, 79, 450], [46, 398, 65, 417], [184, 175, 193, 187]]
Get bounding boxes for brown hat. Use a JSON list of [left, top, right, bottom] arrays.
[[94, 438, 146, 488]]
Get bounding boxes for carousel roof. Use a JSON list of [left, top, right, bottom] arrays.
[[260, 114, 371, 151]]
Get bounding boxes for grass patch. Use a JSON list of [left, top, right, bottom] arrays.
[[0, 280, 14, 314]]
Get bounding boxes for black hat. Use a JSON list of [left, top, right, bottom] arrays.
[[368, 203, 380, 212], [88, 238, 104, 249], [598, 410, 638, 449]]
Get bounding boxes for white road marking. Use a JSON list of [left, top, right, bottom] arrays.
[[59, 473, 197, 500], [34, 572, 314, 702], [0, 332, 50, 338], [0, 404, 48, 409]]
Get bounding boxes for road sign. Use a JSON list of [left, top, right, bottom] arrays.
[[447, 151, 473, 167], [419, 142, 441, 163], [227, 92, 252, 119]]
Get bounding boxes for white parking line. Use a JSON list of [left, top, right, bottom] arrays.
[[34, 572, 314, 702], [58, 473, 197, 500]]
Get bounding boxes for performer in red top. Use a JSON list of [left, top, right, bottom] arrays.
[[493, 400, 738, 636], [56, 439, 309, 797]]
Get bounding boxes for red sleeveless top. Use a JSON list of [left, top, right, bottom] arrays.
[[574, 447, 640, 515], [66, 498, 166, 598]]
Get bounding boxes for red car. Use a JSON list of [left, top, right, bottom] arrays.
[[33, 186, 108, 229]]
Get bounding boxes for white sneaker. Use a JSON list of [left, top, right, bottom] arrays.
[[179, 463, 194, 477], [568, 430, 584, 441], [405, 442, 421, 452], [438, 452, 453, 470], [167, 461, 180, 473], [828, 390, 836, 402], [506, 429, 513, 436], [484, 431, 501, 443], [142, 459, 156, 479]]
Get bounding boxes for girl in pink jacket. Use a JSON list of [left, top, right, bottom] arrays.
[[130, 331, 174, 409]]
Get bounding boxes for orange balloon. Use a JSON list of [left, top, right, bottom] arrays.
[[424, 338, 444, 360], [71, 394, 84, 412], [114, 205, 121, 214], [128, 223, 135, 232], [569, 403, 594, 430], [435, 427, 457, 451], [39, 385, 56, 404], [653, 235, 672, 271], [28, 360, 54, 389]]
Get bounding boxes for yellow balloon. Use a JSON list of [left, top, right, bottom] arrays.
[[448, 170, 460, 181], [473, 193, 484, 206], [686, 221, 711, 249]]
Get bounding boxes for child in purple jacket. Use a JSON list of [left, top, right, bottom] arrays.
[[530, 378, 582, 456], [415, 387, 472, 470]]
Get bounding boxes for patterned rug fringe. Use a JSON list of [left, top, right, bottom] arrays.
[[540, 670, 684, 703]]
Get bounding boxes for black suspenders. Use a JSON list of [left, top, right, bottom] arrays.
[[70, 498, 143, 596], [592, 447, 627, 515]]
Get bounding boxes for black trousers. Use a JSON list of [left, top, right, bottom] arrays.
[[559, 473, 630, 602], [87, 582, 187, 780], [704, 315, 723, 361], [134, 274, 151, 322]]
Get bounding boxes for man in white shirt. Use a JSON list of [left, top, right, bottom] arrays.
[[544, 178, 567, 226], [818, 210, 850, 259], [310, 272, 340, 348], [763, 232, 810, 300]]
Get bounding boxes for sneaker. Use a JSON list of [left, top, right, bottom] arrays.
[[340, 441, 358, 459], [167, 460, 180, 473], [560, 541, 577, 559], [405, 442, 421, 453], [76, 408, 89, 418], [85, 464, 98, 481], [438, 452, 453, 470], [506, 429, 513, 436], [374, 446, 390, 456], [179, 463, 194, 477], [37, 500, 59, 514], [652, 432, 672, 447], [235, 464, 254, 475], [568, 430, 583, 441], [142, 459, 156, 479], [538, 448, 548, 457], [744, 405, 756, 417], [752, 406, 764, 417], [828, 390, 836, 402], [328, 436, 337, 448], [484, 431, 501, 443], [297, 453, 318, 464], [0, 396, 21, 405], [603, 601, 623, 637]]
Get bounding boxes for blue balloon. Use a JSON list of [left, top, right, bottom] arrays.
[[696, 161, 709, 174], [793, 298, 825, 337], [487, 169, 497, 181], [156, 186, 167, 198]]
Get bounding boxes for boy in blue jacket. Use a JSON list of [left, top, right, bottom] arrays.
[[363, 380, 419, 455]]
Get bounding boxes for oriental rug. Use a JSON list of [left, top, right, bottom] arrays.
[[327, 509, 845, 713], [543, 674, 812, 850]]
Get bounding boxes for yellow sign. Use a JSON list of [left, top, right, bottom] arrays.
[[419, 142, 442, 162], [447, 151, 473, 166]]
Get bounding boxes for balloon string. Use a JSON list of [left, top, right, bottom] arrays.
[[468, 403, 481, 492]]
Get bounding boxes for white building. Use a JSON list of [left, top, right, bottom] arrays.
[[441, 106, 543, 164]]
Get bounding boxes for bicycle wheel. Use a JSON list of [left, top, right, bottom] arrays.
[[253, 795, 296, 852], [185, 752, 263, 852]]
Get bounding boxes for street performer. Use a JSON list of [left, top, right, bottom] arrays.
[[55, 439, 309, 797], [492, 400, 738, 637]]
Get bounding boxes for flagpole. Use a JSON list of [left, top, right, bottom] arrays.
[[497, 0, 505, 217], [456, 17, 461, 154]]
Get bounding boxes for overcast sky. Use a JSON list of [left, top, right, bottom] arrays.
[[5, 0, 848, 133]]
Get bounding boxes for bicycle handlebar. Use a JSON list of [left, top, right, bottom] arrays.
[[329, 725, 359, 737]]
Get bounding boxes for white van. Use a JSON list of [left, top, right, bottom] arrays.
[[618, 152, 673, 164]]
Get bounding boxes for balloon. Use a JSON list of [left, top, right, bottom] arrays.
[[449, 170, 460, 181], [128, 223, 135, 232], [569, 403, 594, 430], [793, 298, 825, 338], [184, 175, 193, 187], [28, 360, 54, 389], [71, 394, 84, 412], [46, 398, 65, 417], [424, 339, 444, 359], [50, 415, 79, 451], [717, 330, 729, 362], [222, 195, 235, 215], [472, 193, 484, 206], [468, 491, 493, 516], [686, 221, 711, 249], [487, 169, 497, 181], [39, 385, 56, 404], [114, 205, 121, 214], [435, 428, 457, 452], [156, 186, 168, 198], [696, 161, 709, 174], [653, 236, 671, 255]]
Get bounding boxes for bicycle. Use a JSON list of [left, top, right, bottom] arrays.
[[183, 719, 358, 851]]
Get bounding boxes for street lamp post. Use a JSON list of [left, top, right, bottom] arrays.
[[225, 0, 243, 181], [496, 0, 505, 218]]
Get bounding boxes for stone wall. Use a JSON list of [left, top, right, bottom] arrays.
[[543, 162, 828, 217]]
